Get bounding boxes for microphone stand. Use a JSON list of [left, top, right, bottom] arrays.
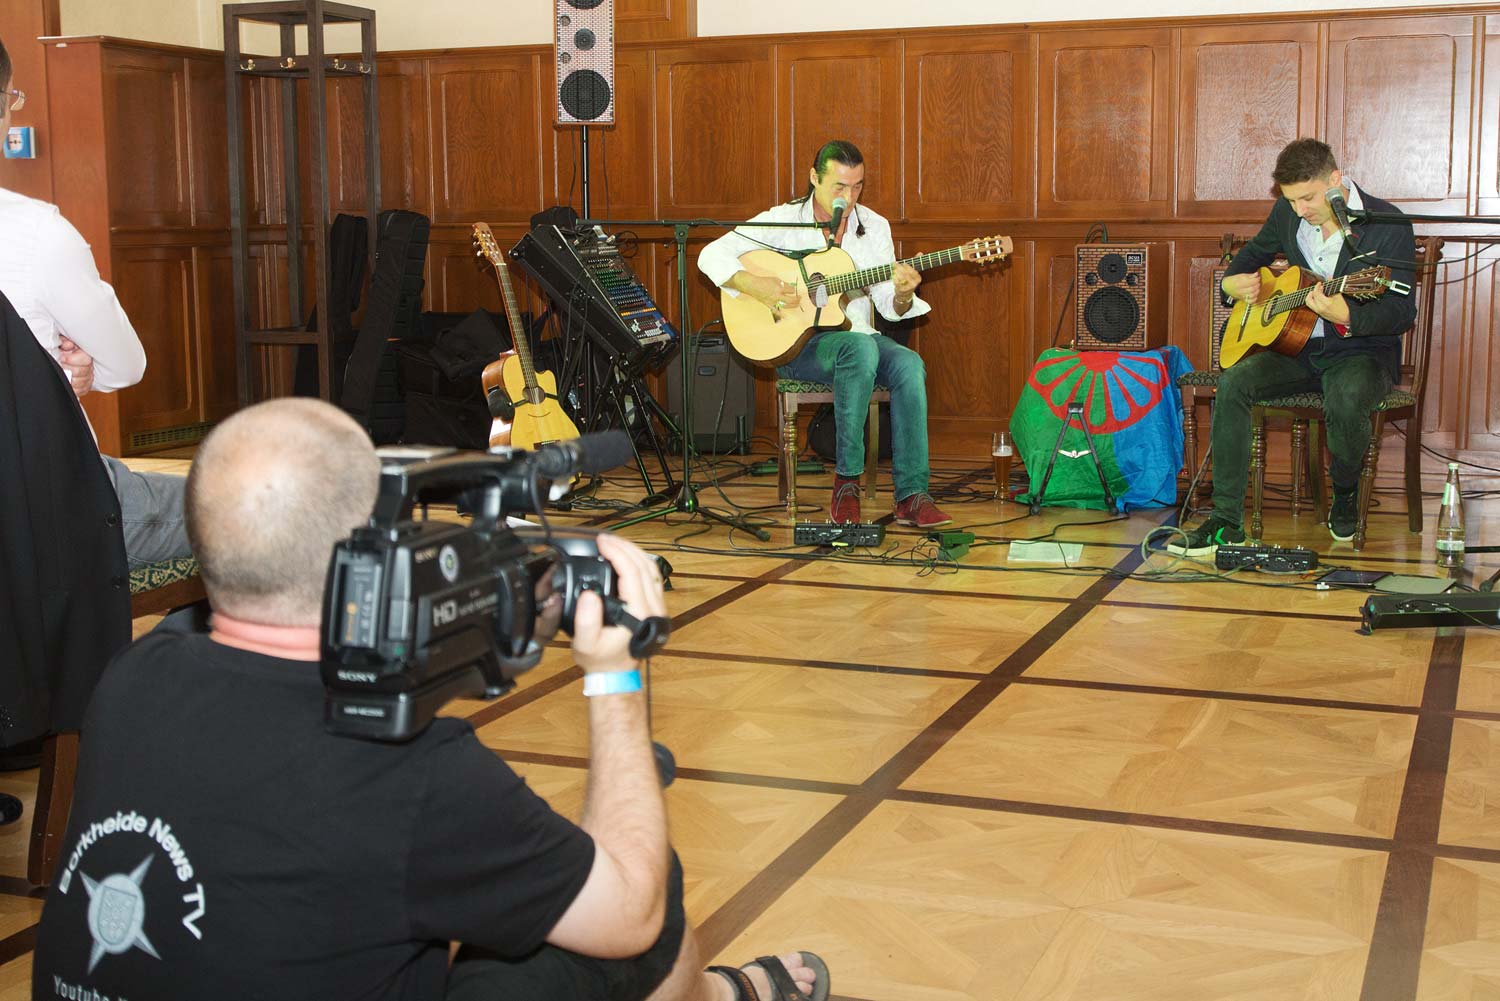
[[578, 216, 831, 539]]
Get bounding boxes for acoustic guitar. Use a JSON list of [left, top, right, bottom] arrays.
[[1219, 264, 1410, 369], [472, 222, 581, 454], [721, 236, 1013, 366]]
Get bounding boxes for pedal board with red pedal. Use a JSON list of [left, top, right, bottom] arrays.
[[794, 522, 887, 548], [1214, 544, 1319, 573]]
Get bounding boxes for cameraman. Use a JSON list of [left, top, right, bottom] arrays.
[[32, 399, 826, 1001]]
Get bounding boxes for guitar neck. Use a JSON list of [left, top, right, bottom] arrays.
[[824, 246, 969, 296], [1270, 272, 1354, 317], [493, 260, 539, 392]]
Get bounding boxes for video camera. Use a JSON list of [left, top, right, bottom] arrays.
[[320, 431, 671, 742]]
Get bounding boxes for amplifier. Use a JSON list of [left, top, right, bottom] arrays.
[[1214, 544, 1319, 573], [1360, 592, 1500, 633], [794, 522, 886, 547], [1075, 244, 1150, 351]]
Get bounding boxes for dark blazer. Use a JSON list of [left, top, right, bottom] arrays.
[[1225, 188, 1418, 382], [0, 291, 131, 739]]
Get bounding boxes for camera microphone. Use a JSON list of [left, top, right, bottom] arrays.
[[1325, 186, 1357, 246], [533, 431, 633, 480]]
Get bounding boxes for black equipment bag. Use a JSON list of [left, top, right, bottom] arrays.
[[341, 210, 430, 433], [294, 213, 369, 400]]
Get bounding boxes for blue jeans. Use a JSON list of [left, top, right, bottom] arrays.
[[778, 331, 930, 500]]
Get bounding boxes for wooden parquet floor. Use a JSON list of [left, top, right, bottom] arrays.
[[3, 448, 1500, 1000]]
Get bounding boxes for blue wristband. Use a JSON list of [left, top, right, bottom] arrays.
[[582, 669, 642, 697]]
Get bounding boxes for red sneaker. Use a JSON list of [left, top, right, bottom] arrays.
[[830, 475, 862, 524], [893, 492, 952, 528]]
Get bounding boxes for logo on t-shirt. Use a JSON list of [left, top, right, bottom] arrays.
[[55, 810, 208, 975], [83, 855, 161, 972]]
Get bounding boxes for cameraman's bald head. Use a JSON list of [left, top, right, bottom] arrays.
[[187, 399, 380, 626]]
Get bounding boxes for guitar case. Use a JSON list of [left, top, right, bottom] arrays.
[[293, 213, 369, 401], [342, 210, 431, 440]]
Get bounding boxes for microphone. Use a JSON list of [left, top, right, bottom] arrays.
[[1325, 186, 1357, 245], [826, 196, 848, 235], [533, 430, 633, 479]]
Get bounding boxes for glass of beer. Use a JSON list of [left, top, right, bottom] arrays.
[[992, 430, 1014, 500]]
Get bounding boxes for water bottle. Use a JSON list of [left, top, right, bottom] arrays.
[[1436, 462, 1466, 568]]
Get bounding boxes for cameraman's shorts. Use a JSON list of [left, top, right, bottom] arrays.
[[445, 851, 687, 1001]]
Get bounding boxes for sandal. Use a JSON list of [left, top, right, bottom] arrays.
[[707, 953, 831, 1001]]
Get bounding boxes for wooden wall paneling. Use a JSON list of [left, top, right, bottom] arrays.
[[654, 42, 774, 217], [325, 73, 374, 216], [616, 0, 696, 43], [1037, 27, 1174, 219], [0, 0, 60, 202], [186, 53, 230, 228], [430, 236, 505, 314], [193, 245, 240, 423], [428, 51, 550, 225], [246, 74, 283, 226], [776, 37, 903, 212], [375, 60, 429, 215], [904, 32, 1035, 223], [550, 45, 656, 219], [102, 48, 191, 230], [1477, 16, 1500, 212], [1326, 15, 1473, 213], [1176, 22, 1319, 217], [113, 245, 197, 431], [899, 230, 1023, 456], [1438, 240, 1490, 451]]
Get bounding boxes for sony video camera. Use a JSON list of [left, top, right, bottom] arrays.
[[320, 432, 670, 742]]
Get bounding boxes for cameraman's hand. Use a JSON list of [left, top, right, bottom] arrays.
[[572, 534, 667, 674]]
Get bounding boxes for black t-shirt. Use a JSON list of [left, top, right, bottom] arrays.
[[32, 631, 595, 1001]]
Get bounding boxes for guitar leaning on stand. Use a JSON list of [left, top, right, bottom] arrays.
[[1219, 264, 1410, 369], [472, 222, 581, 455], [721, 235, 1014, 366]]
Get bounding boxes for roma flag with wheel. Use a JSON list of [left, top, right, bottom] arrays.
[[1013, 347, 1192, 511]]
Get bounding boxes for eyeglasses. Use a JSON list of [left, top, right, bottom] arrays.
[[5, 89, 24, 112]]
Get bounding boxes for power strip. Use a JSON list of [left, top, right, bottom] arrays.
[[794, 522, 886, 548], [1361, 592, 1500, 632], [1214, 544, 1319, 573]]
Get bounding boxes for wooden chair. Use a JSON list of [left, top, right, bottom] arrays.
[[1248, 235, 1444, 548], [28, 557, 204, 885], [775, 379, 889, 514]]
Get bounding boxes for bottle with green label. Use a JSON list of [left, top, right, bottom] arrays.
[[1436, 461, 1466, 568]]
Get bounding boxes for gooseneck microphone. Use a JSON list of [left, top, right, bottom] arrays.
[[1326, 186, 1358, 246]]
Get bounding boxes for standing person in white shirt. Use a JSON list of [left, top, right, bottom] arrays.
[[0, 36, 189, 568], [697, 139, 952, 529]]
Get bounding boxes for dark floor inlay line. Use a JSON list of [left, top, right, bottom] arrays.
[[1358, 630, 1465, 1001], [656, 648, 983, 681], [1014, 675, 1420, 716], [889, 788, 1395, 853], [1098, 596, 1363, 623], [693, 509, 1170, 958], [0, 923, 36, 968]]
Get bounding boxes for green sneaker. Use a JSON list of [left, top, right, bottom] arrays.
[[1166, 515, 1246, 557]]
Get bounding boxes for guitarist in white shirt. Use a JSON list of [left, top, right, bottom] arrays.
[[697, 139, 952, 529]]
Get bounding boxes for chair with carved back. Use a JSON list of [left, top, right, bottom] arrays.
[[1247, 235, 1443, 549]]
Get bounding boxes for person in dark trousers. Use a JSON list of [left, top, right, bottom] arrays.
[[1173, 137, 1417, 554]]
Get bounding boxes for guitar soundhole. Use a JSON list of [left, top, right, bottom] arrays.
[[808, 275, 829, 308]]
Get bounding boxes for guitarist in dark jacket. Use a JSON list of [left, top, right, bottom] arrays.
[[1173, 138, 1417, 554]]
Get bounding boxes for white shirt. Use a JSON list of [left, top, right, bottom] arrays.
[[1295, 179, 1366, 341], [0, 186, 146, 391], [696, 198, 930, 334]]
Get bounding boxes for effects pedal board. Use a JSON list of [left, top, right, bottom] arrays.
[[1361, 592, 1500, 633], [1214, 544, 1319, 573], [794, 522, 887, 548]]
